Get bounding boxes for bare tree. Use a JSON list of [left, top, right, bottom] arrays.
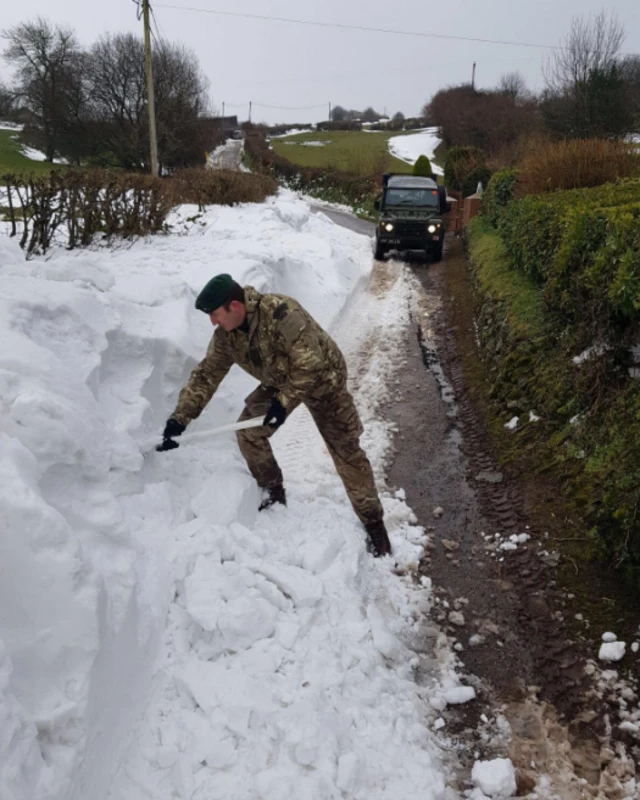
[[84, 33, 151, 169], [0, 81, 14, 118], [392, 111, 405, 121], [620, 55, 640, 128], [499, 72, 528, 102], [542, 11, 630, 138], [423, 83, 539, 158], [154, 41, 210, 168], [544, 11, 624, 94], [331, 104, 346, 121], [2, 17, 84, 161], [84, 33, 209, 171]]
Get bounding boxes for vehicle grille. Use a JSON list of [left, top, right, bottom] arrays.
[[394, 221, 425, 237]]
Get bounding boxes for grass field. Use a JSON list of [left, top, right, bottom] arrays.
[[0, 128, 65, 176], [271, 130, 417, 176]]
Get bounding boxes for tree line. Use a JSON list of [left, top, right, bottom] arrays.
[[422, 12, 640, 163], [330, 106, 405, 123], [0, 17, 213, 172]]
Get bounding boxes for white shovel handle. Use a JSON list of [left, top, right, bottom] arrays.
[[178, 416, 264, 444], [145, 416, 264, 453]]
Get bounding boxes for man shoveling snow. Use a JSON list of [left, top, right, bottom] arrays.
[[158, 273, 392, 557]]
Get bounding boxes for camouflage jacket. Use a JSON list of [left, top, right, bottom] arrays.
[[172, 286, 346, 425]]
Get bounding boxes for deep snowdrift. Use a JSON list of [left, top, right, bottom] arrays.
[[0, 192, 467, 800]]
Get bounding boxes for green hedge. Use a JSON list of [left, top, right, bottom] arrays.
[[469, 179, 640, 585], [444, 146, 491, 196], [498, 180, 640, 349], [482, 167, 518, 228], [499, 179, 640, 282]]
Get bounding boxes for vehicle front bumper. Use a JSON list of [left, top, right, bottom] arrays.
[[378, 234, 442, 249]]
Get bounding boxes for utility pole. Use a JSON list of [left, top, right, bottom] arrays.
[[222, 101, 225, 119], [471, 61, 476, 90], [329, 102, 331, 121], [142, 0, 159, 177], [249, 101, 252, 123]]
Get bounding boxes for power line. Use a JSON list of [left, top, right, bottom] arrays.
[[150, 5, 168, 42], [153, 4, 562, 51]]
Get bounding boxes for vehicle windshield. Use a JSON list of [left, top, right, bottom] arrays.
[[384, 188, 439, 207]]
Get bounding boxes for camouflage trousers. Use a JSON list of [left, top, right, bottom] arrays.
[[236, 384, 384, 526]]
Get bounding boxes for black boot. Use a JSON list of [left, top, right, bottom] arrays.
[[258, 484, 287, 511], [364, 520, 392, 557]]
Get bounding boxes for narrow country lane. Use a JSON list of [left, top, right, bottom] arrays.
[[321, 211, 640, 797], [208, 139, 243, 170]]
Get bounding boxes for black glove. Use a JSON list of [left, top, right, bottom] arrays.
[[156, 418, 186, 452], [263, 398, 286, 429]]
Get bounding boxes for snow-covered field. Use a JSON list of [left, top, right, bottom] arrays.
[[388, 128, 444, 176], [0, 191, 487, 800], [0, 120, 66, 163]]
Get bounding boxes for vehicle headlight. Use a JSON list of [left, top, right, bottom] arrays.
[[427, 224, 437, 234], [383, 222, 394, 232]]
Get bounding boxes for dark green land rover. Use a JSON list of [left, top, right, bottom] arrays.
[[373, 173, 449, 262]]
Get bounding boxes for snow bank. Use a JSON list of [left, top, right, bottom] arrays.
[[106, 212, 455, 799], [1, 191, 457, 799], [388, 128, 444, 175], [0, 192, 374, 799]]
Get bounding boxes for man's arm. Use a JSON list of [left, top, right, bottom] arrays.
[[171, 331, 234, 426]]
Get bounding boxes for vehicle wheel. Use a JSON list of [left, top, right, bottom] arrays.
[[432, 241, 444, 262], [374, 240, 386, 260]]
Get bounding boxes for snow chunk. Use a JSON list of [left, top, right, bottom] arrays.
[[179, 657, 279, 717], [248, 560, 323, 608], [367, 603, 402, 659], [599, 641, 626, 662], [472, 757, 517, 797], [442, 686, 476, 704], [573, 343, 608, 365], [191, 467, 258, 527], [504, 416, 519, 430], [336, 752, 360, 792]]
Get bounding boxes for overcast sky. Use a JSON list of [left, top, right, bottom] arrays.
[[2, 0, 639, 125]]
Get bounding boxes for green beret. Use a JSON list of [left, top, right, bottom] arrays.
[[195, 274, 235, 313]]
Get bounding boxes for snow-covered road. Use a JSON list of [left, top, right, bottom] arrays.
[[0, 192, 482, 800]]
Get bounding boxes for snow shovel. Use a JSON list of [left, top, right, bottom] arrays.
[[147, 416, 265, 454]]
